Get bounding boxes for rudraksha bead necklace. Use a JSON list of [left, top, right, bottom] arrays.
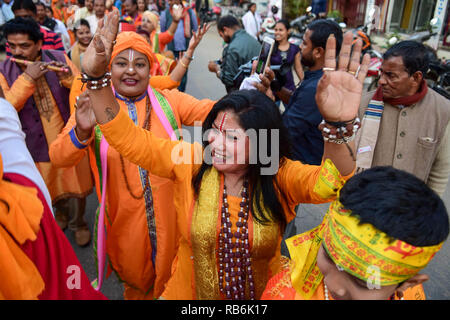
[[218, 179, 255, 300]]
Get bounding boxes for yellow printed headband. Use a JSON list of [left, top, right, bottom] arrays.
[[323, 200, 444, 286]]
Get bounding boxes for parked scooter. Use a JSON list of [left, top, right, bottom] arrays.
[[260, 5, 279, 40], [428, 59, 450, 99], [388, 17, 439, 45], [198, 5, 221, 25], [289, 6, 316, 46]]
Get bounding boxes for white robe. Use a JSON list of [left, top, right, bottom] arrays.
[[242, 11, 262, 40]]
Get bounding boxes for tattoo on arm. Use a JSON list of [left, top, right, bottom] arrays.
[[105, 107, 116, 121]]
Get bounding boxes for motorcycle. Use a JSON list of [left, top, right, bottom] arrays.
[[388, 17, 439, 46], [427, 59, 450, 99], [260, 16, 277, 40], [289, 6, 316, 46], [198, 5, 222, 25]]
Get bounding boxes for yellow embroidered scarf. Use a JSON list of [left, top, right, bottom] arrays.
[[190, 167, 280, 299], [286, 197, 444, 300]]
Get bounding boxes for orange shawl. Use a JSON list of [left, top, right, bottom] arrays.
[[0, 154, 45, 300]]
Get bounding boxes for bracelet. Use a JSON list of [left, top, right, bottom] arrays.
[[179, 60, 189, 69], [318, 117, 361, 144], [185, 54, 194, 61], [81, 72, 112, 90]]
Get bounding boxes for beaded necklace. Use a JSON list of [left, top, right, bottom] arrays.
[[119, 96, 152, 200], [218, 179, 255, 300]]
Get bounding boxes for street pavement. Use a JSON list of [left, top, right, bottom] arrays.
[[67, 26, 450, 300]]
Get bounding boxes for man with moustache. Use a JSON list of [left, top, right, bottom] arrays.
[[355, 41, 450, 196], [275, 19, 343, 165], [208, 15, 261, 93]]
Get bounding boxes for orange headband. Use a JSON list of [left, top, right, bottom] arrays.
[[110, 32, 154, 69]]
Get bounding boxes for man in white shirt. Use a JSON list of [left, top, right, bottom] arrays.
[[242, 2, 262, 41], [85, 0, 105, 34]]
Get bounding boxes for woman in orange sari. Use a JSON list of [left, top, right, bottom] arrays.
[[49, 24, 211, 300], [81, 11, 370, 299]]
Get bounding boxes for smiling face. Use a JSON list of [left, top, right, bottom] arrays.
[[137, 0, 146, 12], [75, 24, 92, 46], [93, 0, 106, 18], [141, 16, 156, 33], [124, 0, 138, 16], [206, 110, 250, 175], [274, 22, 288, 43], [85, 0, 94, 11], [111, 48, 150, 98]]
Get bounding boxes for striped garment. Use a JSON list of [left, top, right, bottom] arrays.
[[6, 26, 65, 56], [355, 88, 384, 172]]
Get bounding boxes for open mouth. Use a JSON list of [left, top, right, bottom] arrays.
[[123, 78, 138, 86]]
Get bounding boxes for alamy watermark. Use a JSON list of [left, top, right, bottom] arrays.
[[168, 122, 281, 175]]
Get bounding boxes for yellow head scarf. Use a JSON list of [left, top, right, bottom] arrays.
[[286, 196, 444, 300]]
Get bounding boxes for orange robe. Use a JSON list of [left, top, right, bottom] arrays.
[[98, 107, 353, 299], [260, 261, 426, 300], [150, 29, 174, 53], [49, 88, 214, 299], [52, 1, 72, 25], [0, 56, 93, 203]]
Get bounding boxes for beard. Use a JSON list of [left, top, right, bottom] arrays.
[[301, 52, 315, 68]]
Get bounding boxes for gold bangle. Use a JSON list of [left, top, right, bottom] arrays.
[[179, 60, 188, 69]]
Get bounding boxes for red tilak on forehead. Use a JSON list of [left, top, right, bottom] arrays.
[[219, 112, 227, 132]]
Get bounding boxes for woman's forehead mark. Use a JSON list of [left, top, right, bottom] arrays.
[[219, 112, 228, 132]]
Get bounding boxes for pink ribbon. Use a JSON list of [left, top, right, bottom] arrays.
[[94, 136, 109, 291]]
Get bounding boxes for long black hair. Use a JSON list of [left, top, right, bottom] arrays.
[[339, 166, 449, 247], [192, 90, 292, 230]]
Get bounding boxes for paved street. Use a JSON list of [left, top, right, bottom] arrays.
[[66, 26, 450, 300]]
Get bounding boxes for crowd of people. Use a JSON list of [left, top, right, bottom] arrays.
[[0, 0, 449, 302]]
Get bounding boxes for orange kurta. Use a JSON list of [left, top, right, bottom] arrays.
[[0, 57, 93, 203], [98, 106, 353, 299], [49, 88, 214, 299], [260, 263, 426, 300], [52, 1, 72, 25]]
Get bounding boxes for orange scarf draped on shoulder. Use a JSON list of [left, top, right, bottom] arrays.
[[0, 154, 45, 300]]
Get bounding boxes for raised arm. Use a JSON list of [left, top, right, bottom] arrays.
[[168, 23, 210, 84], [315, 32, 370, 176], [81, 11, 200, 180], [49, 91, 94, 168]]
